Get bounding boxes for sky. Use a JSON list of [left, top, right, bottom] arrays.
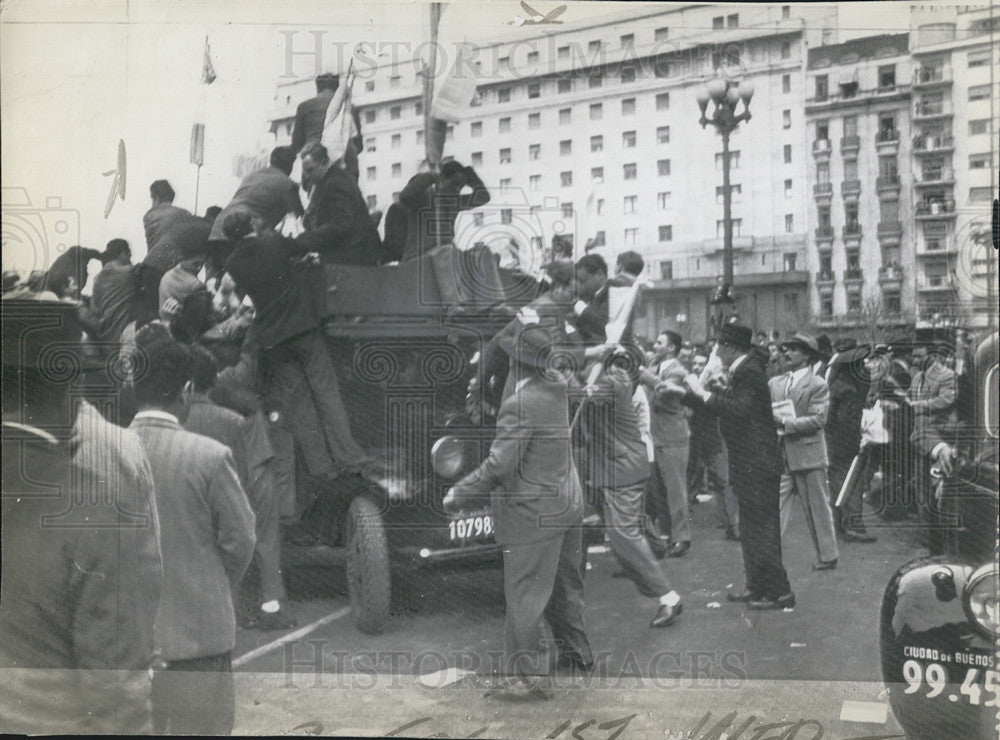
[[1, 0, 922, 275]]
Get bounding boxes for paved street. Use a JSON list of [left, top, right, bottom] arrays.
[[230, 497, 924, 737]]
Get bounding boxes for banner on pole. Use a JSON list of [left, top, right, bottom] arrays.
[[190, 123, 205, 166]]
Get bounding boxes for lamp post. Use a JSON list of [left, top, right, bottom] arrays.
[[696, 76, 754, 336]]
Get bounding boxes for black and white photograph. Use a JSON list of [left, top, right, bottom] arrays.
[[1, 0, 998, 737]]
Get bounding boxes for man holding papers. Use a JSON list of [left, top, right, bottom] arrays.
[[768, 332, 840, 571]]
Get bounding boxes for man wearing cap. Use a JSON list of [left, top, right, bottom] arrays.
[[1, 299, 163, 733], [676, 324, 794, 609], [769, 332, 839, 570], [641, 329, 692, 557], [443, 319, 592, 697], [825, 337, 857, 384], [399, 159, 491, 262], [813, 334, 833, 378]]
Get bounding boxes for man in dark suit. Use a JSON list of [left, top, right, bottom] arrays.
[[291, 73, 339, 157], [129, 334, 255, 735], [677, 324, 794, 610], [208, 146, 303, 243], [444, 319, 592, 697], [1, 299, 163, 733], [298, 142, 384, 266]]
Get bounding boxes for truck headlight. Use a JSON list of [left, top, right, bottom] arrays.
[[963, 563, 1000, 639], [431, 436, 465, 480]]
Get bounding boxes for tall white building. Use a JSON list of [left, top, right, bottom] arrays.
[[266, 4, 839, 340]]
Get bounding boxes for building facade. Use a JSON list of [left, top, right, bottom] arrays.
[[267, 4, 840, 341]]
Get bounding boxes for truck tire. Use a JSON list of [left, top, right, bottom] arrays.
[[344, 495, 391, 634]]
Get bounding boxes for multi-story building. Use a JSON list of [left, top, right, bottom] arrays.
[[804, 34, 914, 332], [266, 4, 839, 340], [908, 5, 998, 329]]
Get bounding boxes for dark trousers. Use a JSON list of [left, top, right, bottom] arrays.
[[502, 526, 592, 678], [602, 483, 673, 598], [733, 472, 791, 600], [151, 652, 234, 735], [266, 330, 368, 476]]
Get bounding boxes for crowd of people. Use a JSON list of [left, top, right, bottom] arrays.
[[0, 69, 980, 724]]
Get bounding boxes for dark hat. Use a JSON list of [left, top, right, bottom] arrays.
[[660, 329, 683, 348], [717, 323, 752, 350], [832, 345, 870, 366], [781, 331, 820, 356], [816, 334, 833, 358], [1, 298, 102, 375], [914, 326, 954, 351], [834, 337, 858, 353]]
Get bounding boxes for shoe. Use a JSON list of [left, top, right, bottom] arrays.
[[650, 601, 683, 628], [668, 541, 690, 558], [724, 526, 739, 541], [726, 590, 755, 602], [255, 607, 299, 631], [647, 535, 669, 559], [843, 530, 877, 543], [748, 592, 795, 610], [813, 559, 838, 571]]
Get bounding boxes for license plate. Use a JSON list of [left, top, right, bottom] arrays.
[[901, 650, 1000, 708], [448, 513, 494, 542]]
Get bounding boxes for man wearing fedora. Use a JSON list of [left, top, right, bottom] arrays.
[[1, 298, 163, 733], [676, 324, 794, 610], [769, 332, 839, 570], [444, 317, 593, 698]]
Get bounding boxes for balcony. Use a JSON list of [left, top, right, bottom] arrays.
[[915, 200, 957, 220], [812, 138, 832, 159], [841, 179, 861, 200], [915, 169, 956, 187], [878, 265, 904, 291], [842, 224, 862, 244], [813, 181, 833, 199], [912, 135, 954, 155], [918, 274, 958, 293], [815, 270, 835, 287], [913, 101, 952, 120], [876, 175, 901, 197], [913, 66, 952, 87], [875, 129, 900, 154], [843, 268, 864, 286], [815, 225, 835, 242], [878, 220, 904, 245], [917, 239, 958, 258], [840, 135, 861, 156]]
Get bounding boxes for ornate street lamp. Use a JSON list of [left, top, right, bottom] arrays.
[[697, 75, 754, 336]]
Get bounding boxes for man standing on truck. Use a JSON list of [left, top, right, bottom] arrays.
[[444, 316, 593, 699]]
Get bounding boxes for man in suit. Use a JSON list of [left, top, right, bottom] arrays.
[[291, 73, 339, 157], [1, 299, 163, 733], [591, 345, 683, 627], [677, 324, 794, 610], [445, 318, 592, 698], [186, 345, 296, 631], [641, 330, 692, 557], [398, 159, 491, 262], [129, 334, 256, 734], [769, 332, 839, 570], [299, 142, 385, 266]]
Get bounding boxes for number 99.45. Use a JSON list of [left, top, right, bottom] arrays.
[[902, 660, 1000, 707]]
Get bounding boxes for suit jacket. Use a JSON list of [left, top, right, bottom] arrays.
[[208, 166, 303, 241], [768, 368, 830, 472], [129, 415, 255, 661], [649, 356, 690, 447], [299, 164, 384, 266], [398, 170, 491, 262], [908, 361, 957, 431], [826, 375, 867, 464], [691, 352, 783, 482], [184, 398, 250, 487], [588, 366, 649, 487], [0, 420, 162, 733], [291, 90, 335, 155], [451, 374, 584, 545]]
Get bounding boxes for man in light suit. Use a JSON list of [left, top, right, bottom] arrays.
[[769, 332, 839, 570], [641, 330, 692, 557], [445, 319, 592, 699], [129, 333, 256, 734]]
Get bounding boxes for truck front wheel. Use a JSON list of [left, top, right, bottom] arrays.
[[343, 495, 391, 634]]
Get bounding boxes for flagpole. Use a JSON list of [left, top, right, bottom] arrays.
[[194, 164, 202, 215]]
